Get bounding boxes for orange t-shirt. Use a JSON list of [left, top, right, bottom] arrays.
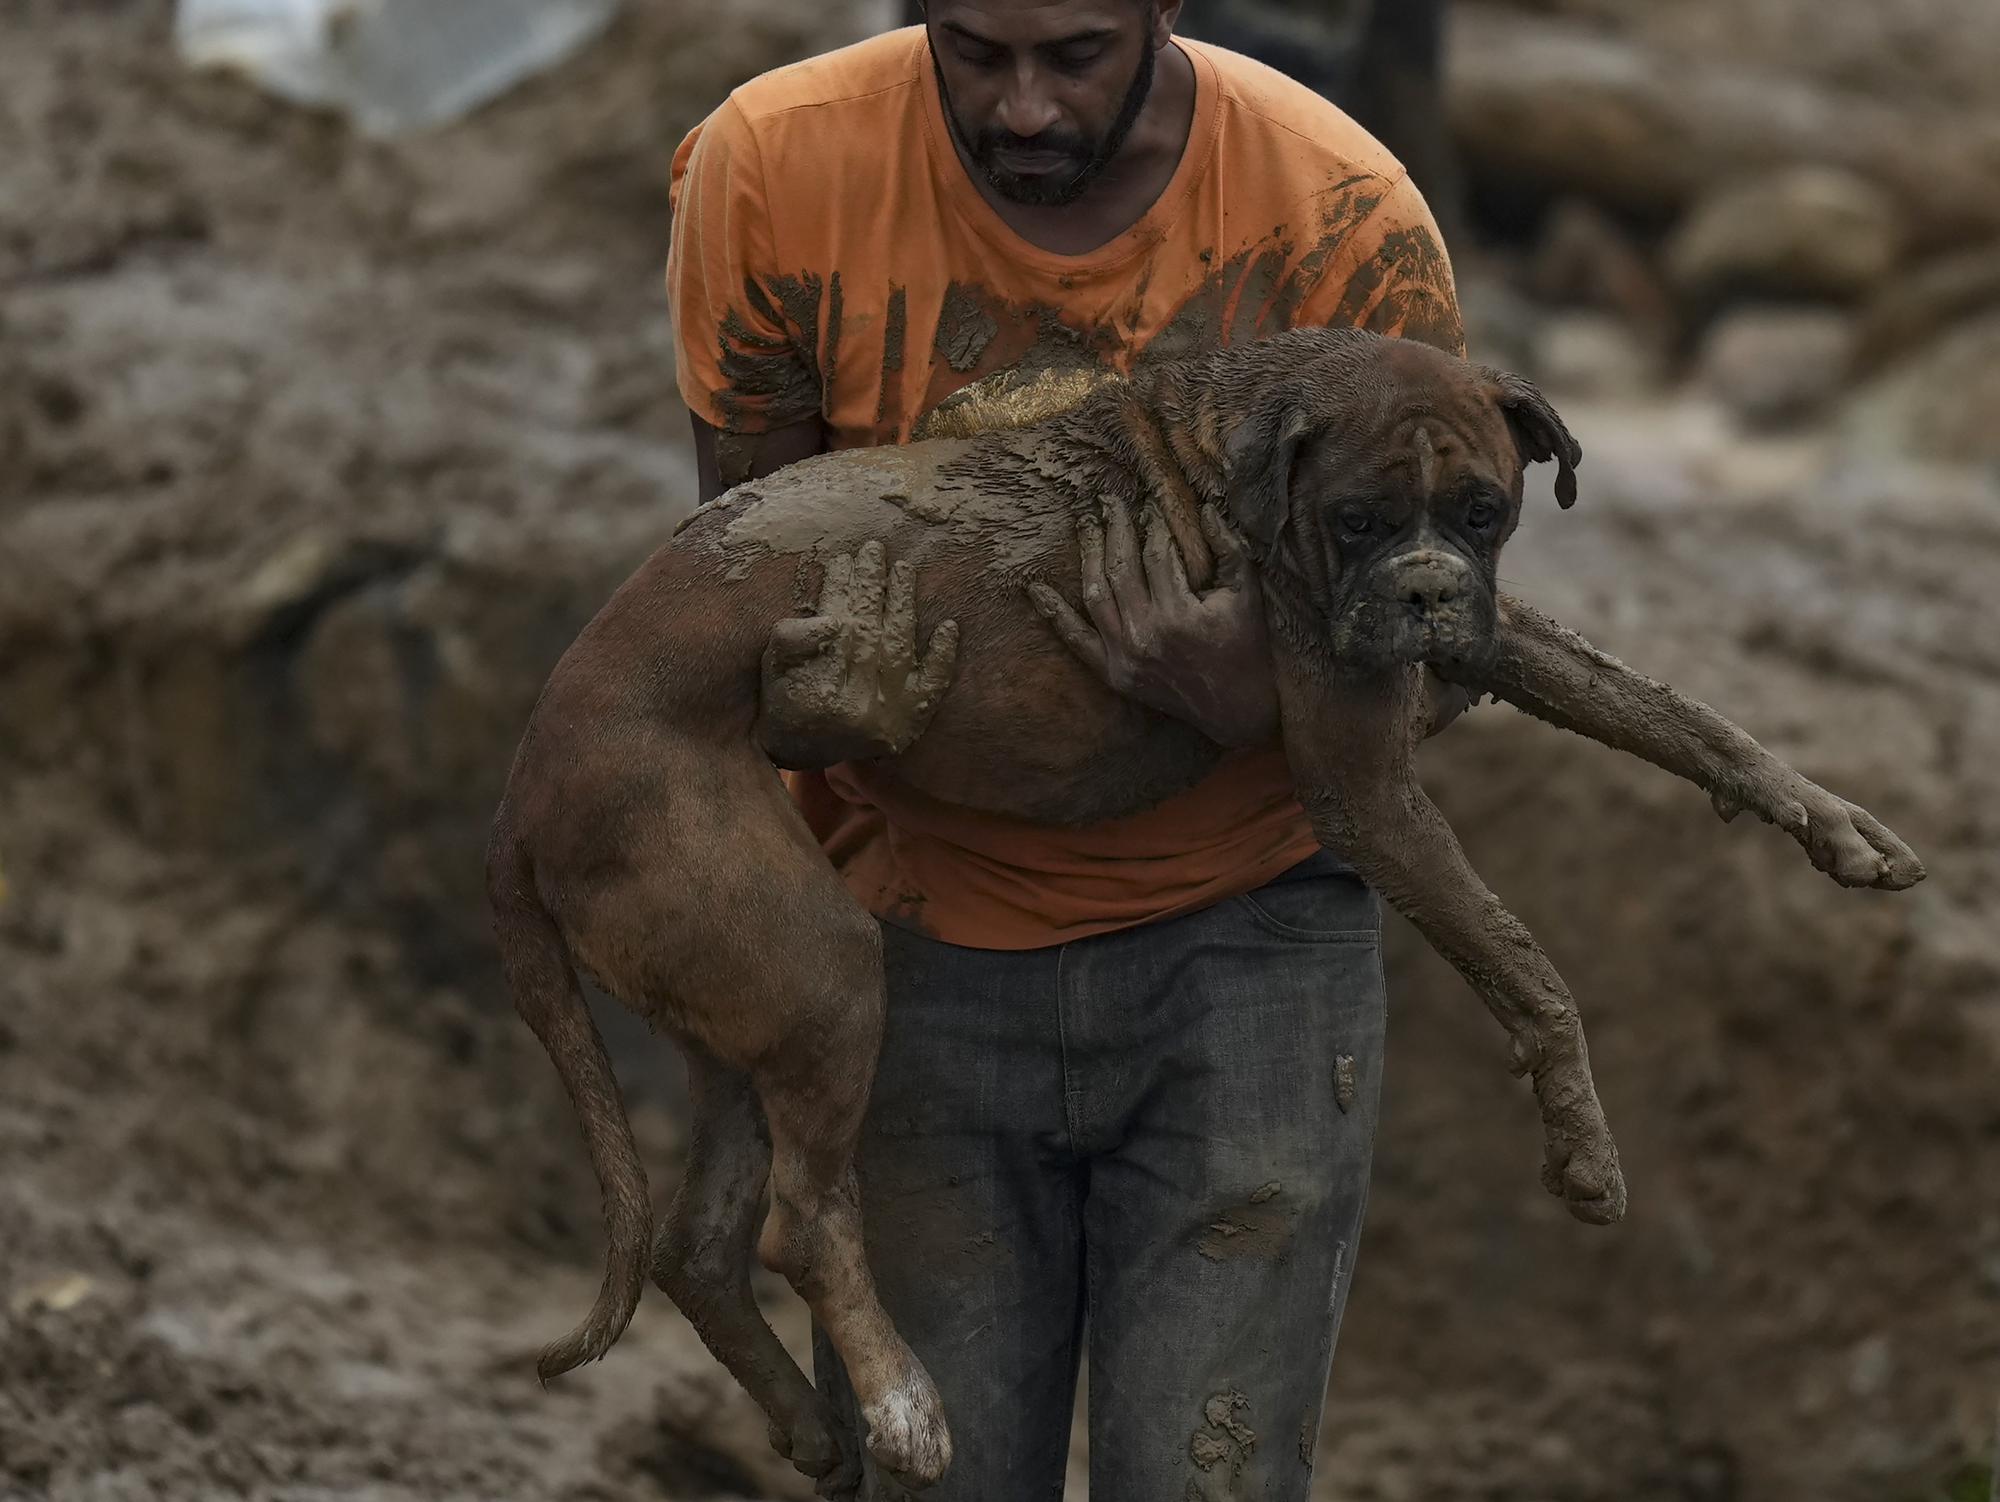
[[668, 28, 1462, 950]]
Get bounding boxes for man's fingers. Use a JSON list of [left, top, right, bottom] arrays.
[[1028, 582, 1111, 678], [1140, 506, 1187, 601], [1201, 504, 1251, 591], [1156, 508, 1193, 598], [883, 557, 920, 670], [1077, 518, 1123, 641], [912, 618, 960, 711], [766, 614, 842, 671], [849, 541, 887, 668], [1101, 504, 1149, 620], [852, 539, 888, 618], [817, 551, 856, 617]]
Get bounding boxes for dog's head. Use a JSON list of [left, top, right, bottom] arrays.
[[1218, 330, 1579, 674]]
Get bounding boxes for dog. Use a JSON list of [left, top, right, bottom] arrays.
[[486, 326, 1923, 1491]]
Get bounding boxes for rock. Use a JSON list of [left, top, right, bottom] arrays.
[[1665, 168, 1904, 304], [1446, 7, 2000, 254], [8, 1272, 96, 1315], [1841, 309, 2000, 466], [1695, 306, 1856, 431], [1530, 198, 1676, 343], [1531, 311, 1663, 400], [1850, 245, 2000, 377], [1474, 0, 2000, 120]]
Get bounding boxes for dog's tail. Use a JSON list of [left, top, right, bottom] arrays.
[[487, 822, 650, 1385]]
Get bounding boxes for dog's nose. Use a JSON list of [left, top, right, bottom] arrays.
[[1403, 576, 1457, 609], [1386, 551, 1468, 613]]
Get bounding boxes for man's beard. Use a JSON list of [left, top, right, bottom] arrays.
[[934, 41, 1157, 207]]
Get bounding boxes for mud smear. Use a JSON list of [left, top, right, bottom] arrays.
[[1195, 1182, 1296, 1263], [1332, 221, 1464, 355], [1189, 1388, 1259, 1496], [874, 283, 908, 431], [712, 270, 844, 444], [934, 281, 999, 372]]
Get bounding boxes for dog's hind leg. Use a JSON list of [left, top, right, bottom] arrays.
[[748, 927, 952, 1491], [1277, 654, 1627, 1224], [654, 1047, 851, 1489], [561, 748, 949, 1489], [1444, 595, 1925, 890]]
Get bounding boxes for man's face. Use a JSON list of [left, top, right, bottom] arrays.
[[924, 0, 1169, 207]]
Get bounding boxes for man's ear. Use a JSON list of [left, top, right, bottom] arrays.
[[1222, 403, 1313, 556], [1483, 368, 1582, 509]]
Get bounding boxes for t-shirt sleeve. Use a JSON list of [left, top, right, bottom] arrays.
[[666, 99, 822, 436], [1303, 170, 1466, 357]]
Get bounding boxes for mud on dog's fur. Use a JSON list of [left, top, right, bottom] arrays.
[[487, 328, 1924, 1491]]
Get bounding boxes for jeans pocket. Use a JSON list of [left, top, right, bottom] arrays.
[[1233, 863, 1380, 943]]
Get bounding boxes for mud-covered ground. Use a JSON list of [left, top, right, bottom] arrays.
[[3, 3, 1997, 1500]]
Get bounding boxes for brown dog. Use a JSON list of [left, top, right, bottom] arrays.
[[486, 328, 1923, 1491]]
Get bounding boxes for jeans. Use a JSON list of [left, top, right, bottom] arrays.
[[816, 851, 1388, 1500]]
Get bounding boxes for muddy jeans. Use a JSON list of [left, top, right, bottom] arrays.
[[815, 850, 1387, 1500]]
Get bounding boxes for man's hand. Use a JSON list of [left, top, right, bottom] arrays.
[[1027, 504, 1280, 747], [757, 540, 960, 769], [1027, 502, 1474, 747]]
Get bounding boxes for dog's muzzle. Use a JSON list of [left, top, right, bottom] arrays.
[[1380, 549, 1473, 613], [1359, 549, 1495, 668]]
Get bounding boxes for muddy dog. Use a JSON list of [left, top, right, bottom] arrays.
[[486, 327, 1923, 1490]]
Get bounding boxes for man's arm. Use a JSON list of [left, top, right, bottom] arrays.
[[669, 97, 957, 764], [691, 414, 826, 504]]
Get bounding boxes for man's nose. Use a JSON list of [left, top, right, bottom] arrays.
[[996, 66, 1061, 139], [1383, 550, 1472, 612]]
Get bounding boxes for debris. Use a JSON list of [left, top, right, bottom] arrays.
[[174, 0, 621, 136], [10, 1273, 97, 1315]]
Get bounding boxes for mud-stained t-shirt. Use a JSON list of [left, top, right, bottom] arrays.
[[667, 27, 1463, 950]]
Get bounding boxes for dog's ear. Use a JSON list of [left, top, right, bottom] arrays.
[[1222, 403, 1314, 554], [1484, 369, 1582, 509]]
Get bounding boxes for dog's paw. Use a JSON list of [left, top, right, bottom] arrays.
[[768, 1408, 848, 1488], [860, 1357, 952, 1490], [810, 1433, 865, 1501], [1778, 784, 1926, 891], [1539, 1111, 1628, 1226]]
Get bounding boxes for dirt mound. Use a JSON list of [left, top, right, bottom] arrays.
[[2, 4, 1996, 1501]]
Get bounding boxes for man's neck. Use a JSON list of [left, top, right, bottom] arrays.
[[946, 42, 1197, 258]]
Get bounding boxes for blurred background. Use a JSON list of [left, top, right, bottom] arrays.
[[2, 0, 1997, 1498]]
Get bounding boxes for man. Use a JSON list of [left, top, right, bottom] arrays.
[[666, 2, 1461, 1494], [898, 0, 1466, 242]]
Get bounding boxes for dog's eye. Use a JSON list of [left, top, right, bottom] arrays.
[[1465, 501, 1498, 530], [1339, 510, 1373, 536]]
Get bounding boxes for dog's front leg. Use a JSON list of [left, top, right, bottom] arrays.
[[1445, 596, 1925, 891], [1277, 653, 1627, 1224]]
